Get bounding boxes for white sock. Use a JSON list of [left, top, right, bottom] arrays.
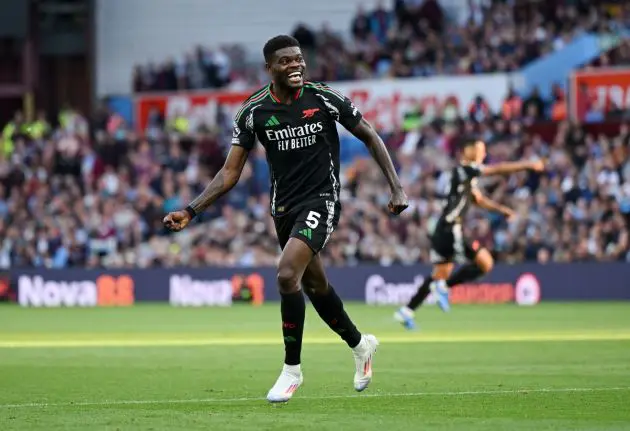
[[282, 364, 301, 375], [351, 335, 367, 353], [401, 306, 414, 316], [433, 279, 447, 290]]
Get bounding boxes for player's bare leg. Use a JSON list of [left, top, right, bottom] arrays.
[[446, 248, 494, 287], [266, 238, 312, 403], [396, 263, 454, 328], [302, 255, 378, 392], [428, 262, 456, 312], [431, 248, 494, 312]]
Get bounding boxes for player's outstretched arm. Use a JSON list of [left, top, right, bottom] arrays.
[[471, 189, 515, 220], [351, 118, 409, 215], [481, 159, 545, 176], [188, 145, 249, 213], [163, 146, 250, 231]]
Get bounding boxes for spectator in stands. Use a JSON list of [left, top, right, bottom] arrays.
[[585, 100, 606, 123], [468, 94, 492, 123], [133, 0, 626, 92], [522, 86, 546, 121], [574, 82, 594, 122], [501, 87, 523, 121], [181, 50, 206, 90], [160, 59, 178, 91], [2, 111, 27, 157], [416, 0, 444, 34], [351, 5, 371, 41], [209, 46, 232, 87], [7, 2, 630, 267], [369, 0, 393, 44], [550, 84, 568, 121], [293, 23, 317, 51], [8, 99, 630, 269]]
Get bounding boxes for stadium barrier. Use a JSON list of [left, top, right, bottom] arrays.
[[133, 74, 512, 133], [5, 263, 629, 307]]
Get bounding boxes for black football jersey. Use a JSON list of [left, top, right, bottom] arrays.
[[231, 82, 362, 216], [436, 163, 483, 226]]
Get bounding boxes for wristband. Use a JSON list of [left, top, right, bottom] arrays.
[[184, 206, 197, 220]]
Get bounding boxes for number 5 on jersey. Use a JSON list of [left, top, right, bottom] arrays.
[[305, 211, 322, 229]]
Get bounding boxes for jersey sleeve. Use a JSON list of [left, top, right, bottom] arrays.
[[461, 163, 483, 191], [231, 105, 256, 151], [462, 163, 483, 179], [316, 84, 363, 131]]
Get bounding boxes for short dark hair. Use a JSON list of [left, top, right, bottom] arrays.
[[263, 35, 300, 62], [458, 137, 479, 150]]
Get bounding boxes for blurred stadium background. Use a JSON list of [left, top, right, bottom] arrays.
[[0, 1, 629, 430]]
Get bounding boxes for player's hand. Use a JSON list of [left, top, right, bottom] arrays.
[[388, 189, 409, 215], [163, 210, 192, 232], [529, 159, 545, 172], [504, 208, 517, 222]]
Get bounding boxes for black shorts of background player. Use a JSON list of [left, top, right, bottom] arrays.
[[394, 139, 545, 330], [163, 35, 409, 402]]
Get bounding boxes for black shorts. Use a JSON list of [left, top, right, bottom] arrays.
[[273, 199, 341, 254], [429, 223, 480, 264]]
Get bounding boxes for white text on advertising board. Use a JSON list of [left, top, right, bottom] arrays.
[[365, 274, 426, 305], [18, 275, 135, 307], [19, 276, 97, 307], [364, 273, 541, 306], [169, 275, 233, 307]]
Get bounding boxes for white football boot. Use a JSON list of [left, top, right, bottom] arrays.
[[394, 306, 417, 330], [266, 364, 304, 403], [352, 334, 379, 392]]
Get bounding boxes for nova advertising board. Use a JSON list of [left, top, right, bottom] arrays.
[[12, 269, 267, 308], [168, 273, 265, 307], [18, 274, 134, 307]]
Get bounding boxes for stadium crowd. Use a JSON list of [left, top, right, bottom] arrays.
[[133, 0, 624, 93], [0, 101, 629, 269], [1, 0, 630, 269]]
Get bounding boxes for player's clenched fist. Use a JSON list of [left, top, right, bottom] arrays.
[[529, 159, 546, 172], [388, 189, 409, 215], [163, 210, 192, 232]]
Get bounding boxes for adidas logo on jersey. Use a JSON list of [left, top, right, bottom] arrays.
[[265, 115, 280, 127]]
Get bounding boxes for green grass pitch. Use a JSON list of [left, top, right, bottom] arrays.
[[1, 302, 629, 430]]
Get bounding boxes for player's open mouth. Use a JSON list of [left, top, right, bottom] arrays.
[[288, 72, 302, 84]]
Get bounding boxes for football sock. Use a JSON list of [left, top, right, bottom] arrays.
[[306, 284, 362, 348], [406, 276, 432, 310], [446, 264, 484, 287], [280, 291, 306, 365]]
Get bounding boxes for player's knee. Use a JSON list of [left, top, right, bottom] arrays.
[[432, 263, 453, 280], [476, 251, 494, 273], [302, 278, 328, 296], [277, 266, 300, 294], [480, 258, 493, 273], [301, 277, 315, 295]]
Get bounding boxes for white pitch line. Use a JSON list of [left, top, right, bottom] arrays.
[[1, 387, 628, 409], [2, 332, 630, 348]]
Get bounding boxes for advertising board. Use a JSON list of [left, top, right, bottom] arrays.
[[9, 263, 629, 308]]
